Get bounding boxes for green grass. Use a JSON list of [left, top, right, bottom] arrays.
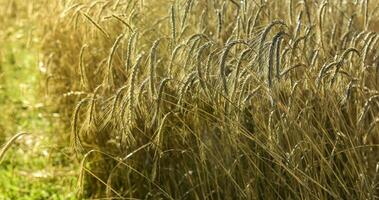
[[0, 25, 77, 200]]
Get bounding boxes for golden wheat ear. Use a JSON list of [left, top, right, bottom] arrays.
[[0, 132, 29, 164]]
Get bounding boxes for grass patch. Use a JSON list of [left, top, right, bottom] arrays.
[[0, 5, 77, 199]]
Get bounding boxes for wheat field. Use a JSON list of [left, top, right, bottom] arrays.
[[1, 0, 379, 199]]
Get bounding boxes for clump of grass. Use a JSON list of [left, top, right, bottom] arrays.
[[41, 0, 379, 199]]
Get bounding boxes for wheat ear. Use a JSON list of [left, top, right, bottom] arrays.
[[170, 5, 176, 43], [181, 0, 193, 29], [268, 31, 286, 88], [197, 42, 212, 95], [79, 44, 89, 89], [128, 54, 143, 124], [258, 20, 286, 71], [149, 39, 160, 98], [220, 40, 248, 95], [107, 34, 124, 87]]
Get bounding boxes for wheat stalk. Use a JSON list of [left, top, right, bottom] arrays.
[[197, 42, 212, 95], [72, 97, 90, 154], [137, 77, 150, 103], [181, 0, 193, 29], [89, 84, 103, 124], [288, 0, 293, 25], [79, 44, 89, 90], [149, 39, 160, 98], [107, 33, 124, 87], [184, 37, 201, 71], [362, 33, 377, 66], [111, 14, 133, 32], [111, 85, 128, 118], [268, 31, 286, 88], [331, 47, 360, 84], [258, 20, 286, 71], [220, 40, 247, 96], [217, 10, 222, 40], [316, 61, 339, 86], [303, 0, 311, 24], [364, 0, 369, 30], [170, 4, 176, 43], [126, 31, 138, 71], [169, 44, 186, 75], [151, 77, 171, 126], [81, 11, 110, 38], [127, 54, 143, 125], [251, 5, 265, 34], [232, 48, 252, 102], [294, 11, 303, 39], [178, 71, 196, 106], [0, 132, 29, 164]]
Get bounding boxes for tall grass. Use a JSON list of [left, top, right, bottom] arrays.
[[41, 0, 379, 199]]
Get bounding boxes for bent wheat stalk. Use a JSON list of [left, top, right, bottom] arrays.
[[268, 31, 286, 88], [220, 40, 248, 96], [0, 132, 29, 164], [258, 20, 286, 71], [81, 12, 110, 38], [149, 39, 160, 98]]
